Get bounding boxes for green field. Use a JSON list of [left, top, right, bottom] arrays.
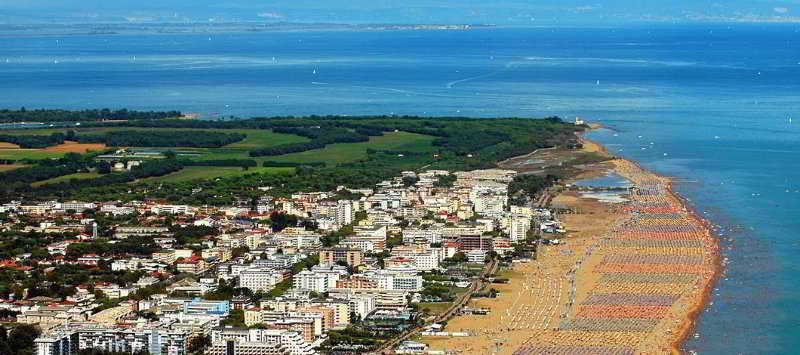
[[0, 149, 67, 160], [32, 172, 102, 187], [1, 127, 432, 164], [1, 127, 437, 188], [268, 131, 436, 165], [0, 127, 308, 161], [417, 302, 452, 316], [137, 166, 295, 183]]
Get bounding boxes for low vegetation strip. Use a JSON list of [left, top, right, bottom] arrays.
[[0, 133, 67, 148], [0, 108, 181, 123]]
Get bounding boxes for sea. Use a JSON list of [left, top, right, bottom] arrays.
[[2, 24, 799, 353]]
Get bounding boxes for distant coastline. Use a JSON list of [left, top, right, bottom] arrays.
[[0, 22, 490, 37]]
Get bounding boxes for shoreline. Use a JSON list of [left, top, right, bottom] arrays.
[[418, 134, 721, 354], [667, 182, 722, 354], [582, 136, 722, 354]]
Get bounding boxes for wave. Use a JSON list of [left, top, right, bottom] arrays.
[[349, 85, 478, 99], [445, 62, 520, 88], [524, 56, 696, 67]]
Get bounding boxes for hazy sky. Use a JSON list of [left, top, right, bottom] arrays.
[[1, 0, 799, 25]]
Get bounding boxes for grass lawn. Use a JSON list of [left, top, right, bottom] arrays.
[[267, 131, 436, 165], [495, 268, 522, 280], [32, 172, 102, 187], [138, 166, 294, 183], [0, 164, 28, 172], [417, 302, 452, 317]]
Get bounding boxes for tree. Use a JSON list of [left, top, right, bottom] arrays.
[[188, 334, 211, 354], [164, 150, 177, 159], [221, 309, 245, 327], [9, 324, 41, 354], [450, 252, 468, 263], [269, 212, 298, 233]]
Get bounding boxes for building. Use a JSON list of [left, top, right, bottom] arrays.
[[34, 324, 189, 355], [150, 205, 192, 215], [175, 256, 208, 274], [364, 271, 423, 292], [206, 340, 289, 355], [335, 277, 378, 289], [456, 234, 492, 251], [210, 327, 314, 355], [509, 215, 531, 243], [318, 248, 363, 267], [286, 265, 347, 292], [467, 249, 488, 263], [292, 270, 328, 293], [113, 226, 170, 239], [335, 200, 353, 227], [202, 247, 233, 262], [401, 229, 442, 245], [239, 268, 287, 292]]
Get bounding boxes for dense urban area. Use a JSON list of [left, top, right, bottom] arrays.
[[0, 111, 590, 354]]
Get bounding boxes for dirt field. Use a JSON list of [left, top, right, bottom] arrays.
[[0, 142, 20, 149], [0, 164, 27, 172], [41, 141, 106, 153]]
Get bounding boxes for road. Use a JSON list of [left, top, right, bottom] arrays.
[[374, 258, 500, 354]]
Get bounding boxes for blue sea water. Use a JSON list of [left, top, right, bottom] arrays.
[[2, 24, 800, 353]]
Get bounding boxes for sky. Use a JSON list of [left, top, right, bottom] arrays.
[[1, 0, 799, 25]]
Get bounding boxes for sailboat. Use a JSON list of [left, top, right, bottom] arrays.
[[312, 69, 317, 75]]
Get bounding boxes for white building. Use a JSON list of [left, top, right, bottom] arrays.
[[209, 328, 314, 355], [238, 268, 285, 292], [401, 229, 442, 245], [293, 270, 329, 293], [336, 200, 353, 226], [34, 324, 190, 355], [150, 204, 193, 215], [509, 215, 531, 243], [467, 249, 487, 263]]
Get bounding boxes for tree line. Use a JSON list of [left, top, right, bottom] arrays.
[[76, 130, 246, 148], [0, 132, 67, 148], [0, 108, 181, 123]]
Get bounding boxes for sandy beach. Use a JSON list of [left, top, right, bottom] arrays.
[[419, 139, 720, 354]]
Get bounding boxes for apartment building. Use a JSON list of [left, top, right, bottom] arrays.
[[209, 328, 314, 355], [238, 268, 287, 292], [34, 324, 190, 355], [318, 248, 363, 267]]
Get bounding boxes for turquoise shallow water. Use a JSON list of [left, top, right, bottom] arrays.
[[574, 172, 632, 189], [1, 24, 799, 352]]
